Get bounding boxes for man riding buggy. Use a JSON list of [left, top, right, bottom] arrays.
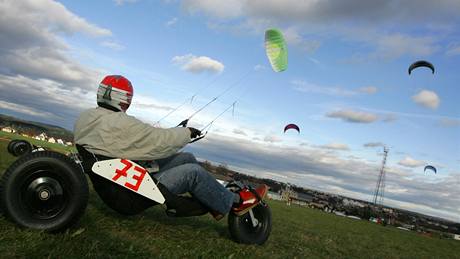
[[0, 75, 272, 245]]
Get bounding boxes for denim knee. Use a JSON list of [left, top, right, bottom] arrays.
[[181, 152, 197, 163]]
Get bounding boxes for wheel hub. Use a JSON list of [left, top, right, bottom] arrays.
[[38, 188, 51, 200], [22, 174, 67, 219]]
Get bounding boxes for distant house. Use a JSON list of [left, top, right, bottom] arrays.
[[65, 141, 73, 146], [37, 133, 47, 141], [2, 127, 15, 133], [57, 139, 64, 145], [48, 137, 56, 143], [291, 193, 314, 206], [342, 198, 365, 208], [267, 191, 282, 201], [309, 202, 328, 210], [454, 234, 460, 241]]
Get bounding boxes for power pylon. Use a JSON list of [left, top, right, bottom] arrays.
[[373, 146, 389, 206]]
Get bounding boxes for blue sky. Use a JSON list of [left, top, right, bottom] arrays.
[[0, 0, 459, 222]]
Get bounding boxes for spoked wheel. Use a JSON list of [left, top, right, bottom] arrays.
[[228, 203, 272, 245], [0, 151, 89, 231]]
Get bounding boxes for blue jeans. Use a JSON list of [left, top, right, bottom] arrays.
[[152, 152, 235, 214]]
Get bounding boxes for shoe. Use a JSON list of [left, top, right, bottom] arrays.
[[210, 210, 225, 221], [232, 184, 269, 216]]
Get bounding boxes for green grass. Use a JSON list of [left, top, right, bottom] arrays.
[[0, 138, 459, 258]]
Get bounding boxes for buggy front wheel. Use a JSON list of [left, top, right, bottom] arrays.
[[228, 203, 272, 245]]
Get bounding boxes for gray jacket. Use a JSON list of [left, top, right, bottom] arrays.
[[74, 107, 190, 160]]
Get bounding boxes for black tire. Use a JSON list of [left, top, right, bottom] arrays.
[[11, 140, 33, 157], [228, 203, 272, 245], [7, 139, 20, 155], [0, 151, 89, 231]]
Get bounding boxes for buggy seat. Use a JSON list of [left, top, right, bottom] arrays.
[[75, 145, 210, 217]]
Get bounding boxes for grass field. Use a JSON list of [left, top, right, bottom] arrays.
[[0, 136, 459, 258]]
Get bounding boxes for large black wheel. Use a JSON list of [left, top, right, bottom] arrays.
[[228, 203, 272, 245], [0, 151, 89, 231], [8, 139, 33, 157]]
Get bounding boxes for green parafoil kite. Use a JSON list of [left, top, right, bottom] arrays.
[[265, 28, 288, 72]]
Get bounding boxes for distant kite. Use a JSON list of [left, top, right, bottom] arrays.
[[265, 28, 288, 72], [284, 124, 300, 133], [424, 165, 437, 174], [408, 60, 435, 75]]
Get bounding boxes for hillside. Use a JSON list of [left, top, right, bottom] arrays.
[[0, 113, 73, 141]]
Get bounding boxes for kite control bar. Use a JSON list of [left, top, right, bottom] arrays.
[[177, 101, 237, 143]]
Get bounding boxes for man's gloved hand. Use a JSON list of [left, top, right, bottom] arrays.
[[188, 127, 202, 139]]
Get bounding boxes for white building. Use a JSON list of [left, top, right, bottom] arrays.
[[37, 133, 47, 141], [65, 141, 73, 146], [48, 137, 56, 143], [267, 191, 283, 201], [2, 127, 15, 133], [342, 198, 365, 208], [454, 234, 460, 241], [57, 139, 64, 145]]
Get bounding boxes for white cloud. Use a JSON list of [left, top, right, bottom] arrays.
[[172, 54, 224, 74], [364, 142, 385, 148], [132, 96, 175, 112], [412, 90, 440, 109], [292, 80, 378, 97], [100, 41, 125, 51], [0, 0, 111, 37], [182, 0, 460, 24], [358, 86, 378, 94], [439, 118, 460, 127], [446, 43, 460, 56], [326, 109, 378, 123], [0, 100, 57, 119], [373, 34, 438, 59], [317, 142, 349, 151], [0, 74, 95, 128], [398, 156, 425, 168], [263, 135, 282, 143], [292, 80, 356, 96], [253, 64, 266, 71], [181, 0, 457, 60], [0, 1, 111, 128], [166, 17, 179, 27], [114, 0, 138, 6], [382, 113, 398, 123], [182, 0, 244, 19], [283, 27, 321, 53], [233, 129, 247, 136]]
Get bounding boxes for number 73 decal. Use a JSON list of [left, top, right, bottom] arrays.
[[92, 159, 165, 204]]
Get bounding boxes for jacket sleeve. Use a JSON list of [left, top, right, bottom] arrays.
[[117, 115, 191, 160]]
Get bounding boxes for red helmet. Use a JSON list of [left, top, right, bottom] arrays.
[[97, 75, 133, 112]]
